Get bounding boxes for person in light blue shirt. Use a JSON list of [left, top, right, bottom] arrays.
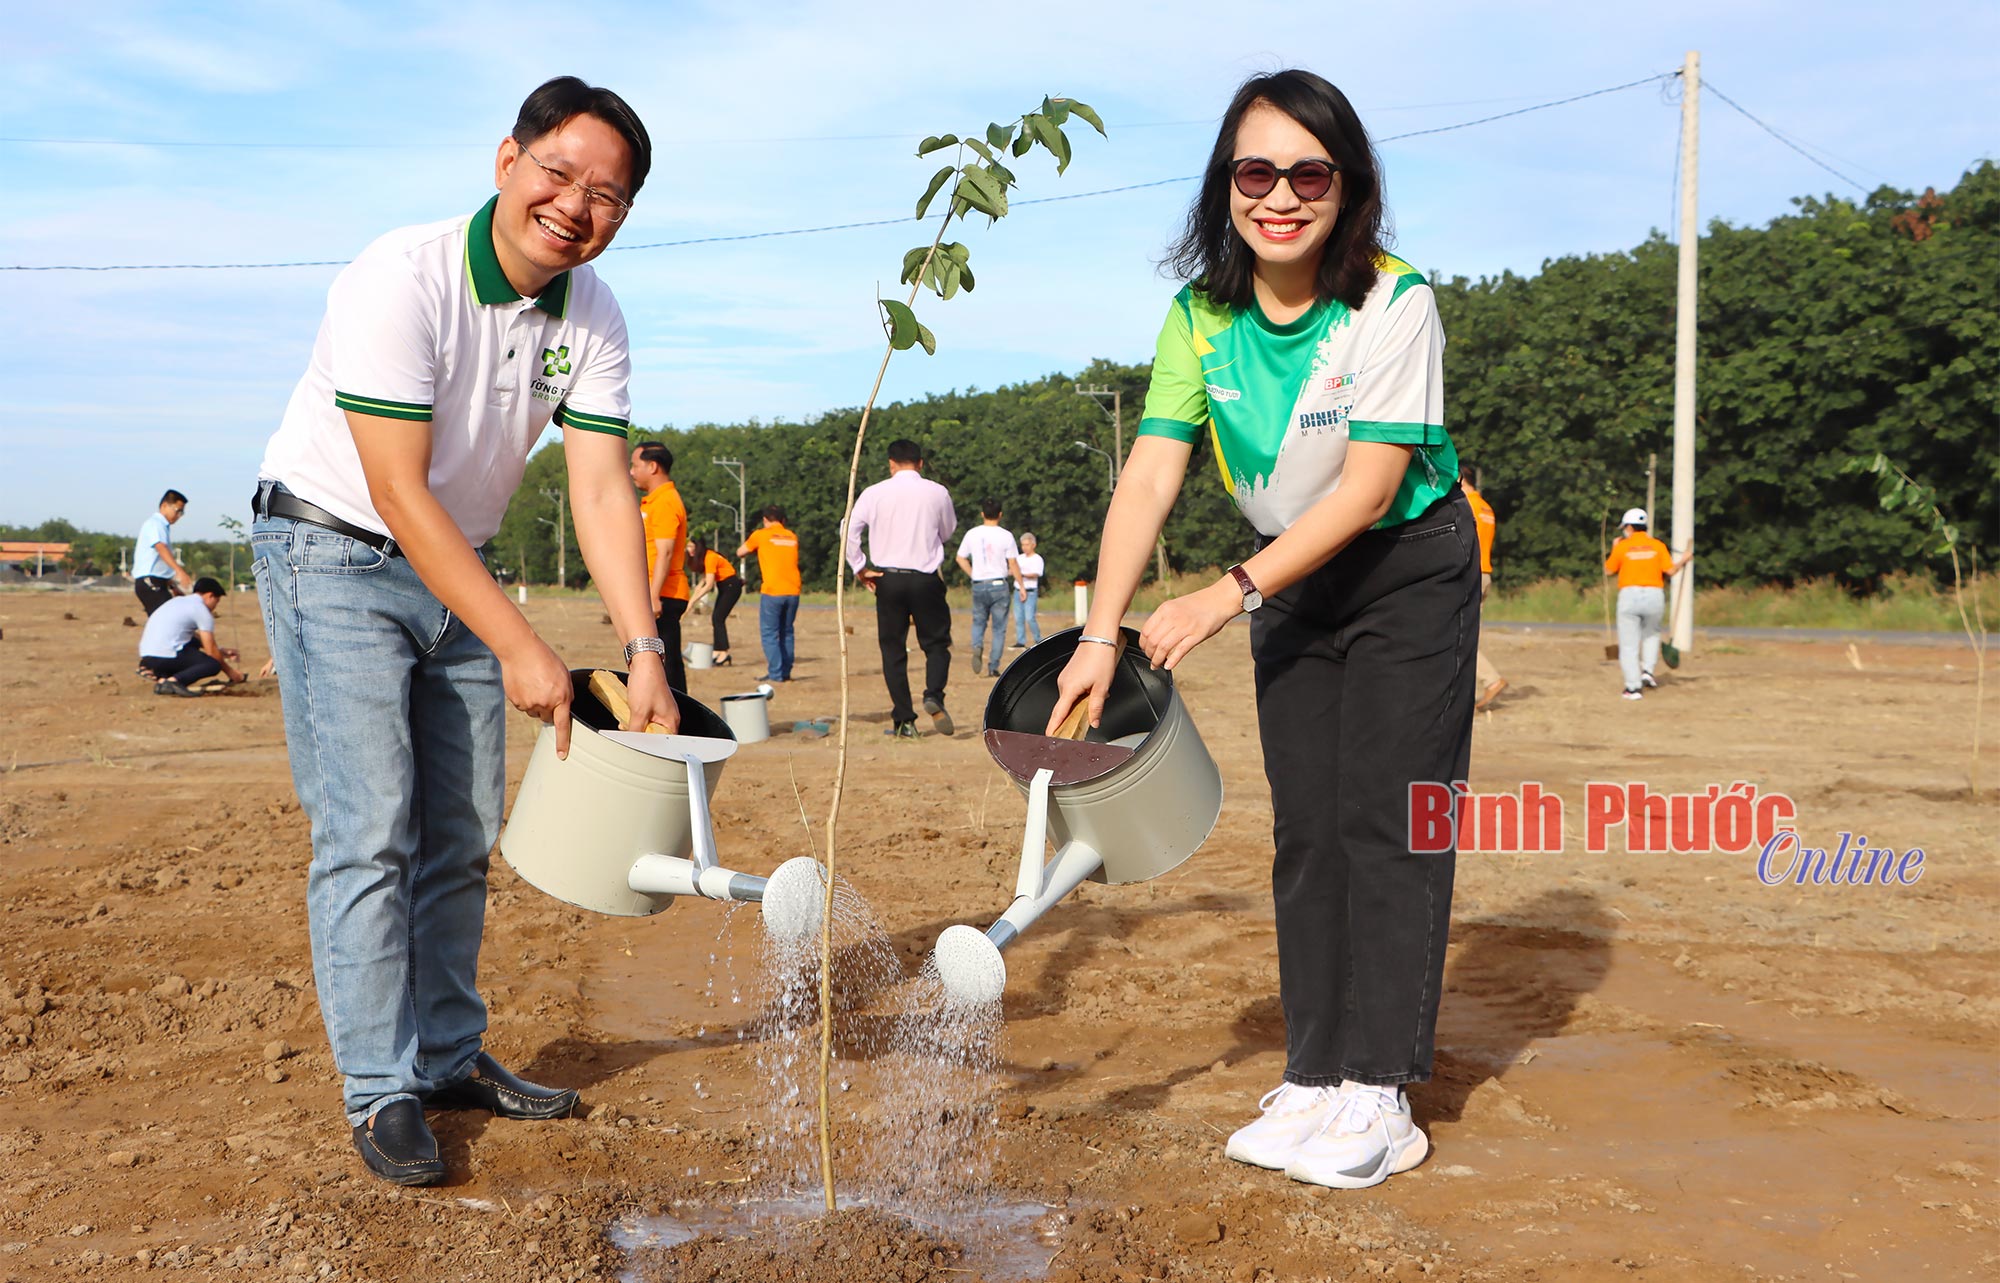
[[132, 489, 193, 615], [139, 577, 245, 694]]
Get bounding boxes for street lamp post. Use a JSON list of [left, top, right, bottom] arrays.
[[707, 498, 739, 548], [1073, 385, 1170, 583], [1072, 440, 1115, 493]]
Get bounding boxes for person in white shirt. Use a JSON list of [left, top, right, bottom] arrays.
[[1012, 531, 1045, 648], [250, 76, 674, 1189], [955, 498, 1020, 677], [139, 577, 245, 694]]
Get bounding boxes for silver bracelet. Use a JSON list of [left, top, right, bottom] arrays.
[[1077, 633, 1120, 647], [623, 636, 667, 666]]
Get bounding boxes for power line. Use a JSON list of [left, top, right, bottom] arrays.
[[1702, 81, 1869, 194], [3, 73, 1677, 273]]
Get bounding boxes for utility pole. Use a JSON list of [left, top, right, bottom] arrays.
[[1075, 382, 1170, 582], [713, 458, 747, 545], [1670, 50, 1699, 655], [1646, 452, 1657, 535], [537, 488, 567, 589]]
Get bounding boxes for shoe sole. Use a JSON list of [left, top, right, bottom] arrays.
[[1223, 1139, 1294, 1171], [1286, 1128, 1429, 1190], [926, 705, 955, 736]]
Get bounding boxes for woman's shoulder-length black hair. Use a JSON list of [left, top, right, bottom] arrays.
[[1165, 69, 1389, 313]]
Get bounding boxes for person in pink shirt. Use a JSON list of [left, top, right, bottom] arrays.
[[846, 439, 959, 738]]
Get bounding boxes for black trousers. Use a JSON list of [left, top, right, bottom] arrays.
[[135, 576, 177, 615], [146, 637, 220, 686], [655, 598, 689, 692], [874, 570, 952, 724], [1251, 491, 1479, 1088], [710, 577, 743, 652]]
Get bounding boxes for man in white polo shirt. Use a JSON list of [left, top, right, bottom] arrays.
[[251, 77, 675, 1188], [954, 497, 1019, 677]]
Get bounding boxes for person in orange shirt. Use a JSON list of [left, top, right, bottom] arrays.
[[1604, 507, 1693, 700], [738, 505, 802, 682], [1460, 476, 1505, 710], [686, 537, 742, 666], [630, 441, 690, 691]]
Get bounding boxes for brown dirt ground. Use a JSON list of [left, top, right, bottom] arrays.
[[0, 589, 1994, 1282]]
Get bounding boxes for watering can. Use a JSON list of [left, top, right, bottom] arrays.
[[497, 670, 824, 942], [931, 628, 1223, 1005]]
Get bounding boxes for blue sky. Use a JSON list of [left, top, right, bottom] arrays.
[[3, 0, 1993, 540]]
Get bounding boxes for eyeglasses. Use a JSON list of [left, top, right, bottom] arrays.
[[1230, 156, 1339, 202], [515, 142, 632, 223]]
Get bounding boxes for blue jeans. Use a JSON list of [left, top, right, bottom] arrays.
[[1013, 585, 1042, 646], [251, 506, 502, 1126], [969, 580, 1009, 671], [759, 593, 798, 679]]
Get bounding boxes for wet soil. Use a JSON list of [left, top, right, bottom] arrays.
[[0, 590, 1993, 1281]]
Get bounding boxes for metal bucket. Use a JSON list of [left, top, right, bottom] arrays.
[[687, 641, 714, 669], [721, 691, 771, 744]]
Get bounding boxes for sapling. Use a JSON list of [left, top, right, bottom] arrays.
[[1848, 452, 1989, 795], [812, 96, 1104, 1213]]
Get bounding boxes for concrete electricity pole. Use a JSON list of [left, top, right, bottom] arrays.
[[1670, 50, 1700, 654], [537, 487, 567, 589], [713, 458, 747, 546], [1075, 382, 1170, 583]]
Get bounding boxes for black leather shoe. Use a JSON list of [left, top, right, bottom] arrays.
[[351, 1098, 445, 1186], [425, 1051, 579, 1120]]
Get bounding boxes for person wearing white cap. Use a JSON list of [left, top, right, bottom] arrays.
[[1603, 508, 1693, 698]]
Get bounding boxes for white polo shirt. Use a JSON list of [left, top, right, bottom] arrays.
[[259, 197, 633, 545], [139, 594, 214, 660]]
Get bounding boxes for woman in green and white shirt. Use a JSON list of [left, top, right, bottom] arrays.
[[1047, 69, 1478, 1191]]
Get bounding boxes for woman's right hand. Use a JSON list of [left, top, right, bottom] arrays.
[[1044, 639, 1121, 735]]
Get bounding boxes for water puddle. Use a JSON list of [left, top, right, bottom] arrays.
[[611, 1195, 1064, 1282]]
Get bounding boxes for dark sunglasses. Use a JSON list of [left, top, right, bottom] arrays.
[[1231, 156, 1339, 202]]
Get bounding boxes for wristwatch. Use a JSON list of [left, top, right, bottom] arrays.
[[624, 636, 667, 666], [1226, 564, 1263, 613]]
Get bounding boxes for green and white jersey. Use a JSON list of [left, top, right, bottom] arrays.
[[1138, 255, 1457, 536], [260, 197, 632, 546]]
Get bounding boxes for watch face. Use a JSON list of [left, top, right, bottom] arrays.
[[1243, 589, 1263, 612]]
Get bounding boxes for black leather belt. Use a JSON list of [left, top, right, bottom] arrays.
[[253, 487, 404, 558], [877, 566, 934, 575]]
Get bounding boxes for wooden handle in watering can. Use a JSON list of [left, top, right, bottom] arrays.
[[1051, 633, 1129, 740], [589, 670, 669, 734]]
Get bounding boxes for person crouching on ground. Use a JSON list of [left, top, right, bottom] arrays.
[[1045, 69, 1476, 1190], [140, 577, 246, 695]]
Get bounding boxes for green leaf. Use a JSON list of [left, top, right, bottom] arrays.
[[963, 138, 995, 163], [1011, 132, 1032, 157], [1065, 99, 1106, 135], [945, 241, 970, 263], [939, 260, 960, 300], [985, 122, 1012, 150], [880, 298, 920, 350], [1041, 96, 1071, 125], [915, 133, 959, 157], [987, 161, 1017, 189], [915, 164, 955, 219], [956, 261, 975, 293], [958, 167, 1005, 218], [915, 322, 937, 356], [1025, 113, 1071, 173], [899, 245, 931, 285]]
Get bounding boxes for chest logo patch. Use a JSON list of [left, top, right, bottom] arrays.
[[541, 345, 572, 377]]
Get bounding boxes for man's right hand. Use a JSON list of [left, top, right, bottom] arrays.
[[857, 568, 883, 594], [175, 570, 194, 592], [501, 637, 575, 759]]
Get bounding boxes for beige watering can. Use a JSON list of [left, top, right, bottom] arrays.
[[932, 628, 1223, 1005], [497, 670, 824, 941]]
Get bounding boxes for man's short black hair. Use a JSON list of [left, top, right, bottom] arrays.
[[980, 497, 1002, 520], [161, 489, 188, 507], [886, 439, 924, 466], [635, 442, 673, 474], [762, 505, 786, 524], [192, 576, 225, 597], [513, 76, 653, 198]]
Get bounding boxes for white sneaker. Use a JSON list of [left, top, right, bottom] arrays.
[[1286, 1085, 1429, 1189], [1224, 1083, 1346, 1170]]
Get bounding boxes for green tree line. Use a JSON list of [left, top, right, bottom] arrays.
[[12, 165, 1992, 592]]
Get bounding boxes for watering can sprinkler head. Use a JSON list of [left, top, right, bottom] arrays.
[[758, 855, 827, 944], [935, 924, 1008, 1006]]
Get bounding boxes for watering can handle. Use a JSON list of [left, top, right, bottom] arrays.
[[684, 755, 719, 871], [1014, 768, 1054, 903]]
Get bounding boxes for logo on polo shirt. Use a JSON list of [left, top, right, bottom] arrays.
[[542, 346, 572, 377], [1205, 383, 1241, 402]]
